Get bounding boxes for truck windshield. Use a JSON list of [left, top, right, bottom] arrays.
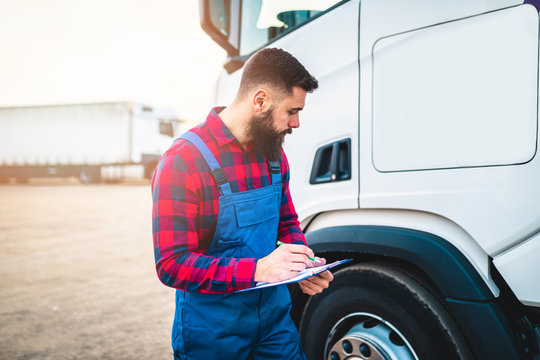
[[240, 0, 342, 55]]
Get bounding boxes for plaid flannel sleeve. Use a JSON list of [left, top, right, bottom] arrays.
[[277, 152, 307, 246], [151, 146, 256, 293]]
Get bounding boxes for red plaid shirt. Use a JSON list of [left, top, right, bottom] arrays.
[[151, 108, 306, 294]]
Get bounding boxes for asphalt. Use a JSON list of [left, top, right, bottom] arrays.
[[0, 180, 174, 359]]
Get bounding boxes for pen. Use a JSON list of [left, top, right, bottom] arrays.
[[276, 240, 317, 262]]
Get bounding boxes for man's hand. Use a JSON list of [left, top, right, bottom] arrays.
[[298, 270, 334, 295], [255, 244, 314, 283]]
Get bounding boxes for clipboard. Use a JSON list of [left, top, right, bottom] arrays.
[[238, 259, 352, 292]]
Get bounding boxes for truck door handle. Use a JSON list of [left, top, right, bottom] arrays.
[[310, 138, 351, 184]]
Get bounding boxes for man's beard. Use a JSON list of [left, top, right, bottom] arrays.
[[246, 107, 292, 161]]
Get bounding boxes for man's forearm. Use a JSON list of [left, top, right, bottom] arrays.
[[155, 250, 257, 293]]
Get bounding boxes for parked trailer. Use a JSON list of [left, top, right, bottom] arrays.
[[0, 102, 180, 183]]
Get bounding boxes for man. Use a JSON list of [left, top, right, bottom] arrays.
[[151, 48, 334, 360]]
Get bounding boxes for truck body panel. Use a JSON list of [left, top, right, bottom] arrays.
[[371, 6, 538, 171], [360, 3, 540, 260]]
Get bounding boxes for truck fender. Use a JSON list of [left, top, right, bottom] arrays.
[[305, 225, 492, 300]]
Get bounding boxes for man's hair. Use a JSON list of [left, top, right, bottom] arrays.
[[237, 48, 318, 98]]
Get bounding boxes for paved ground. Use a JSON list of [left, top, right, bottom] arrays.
[[0, 180, 175, 359]]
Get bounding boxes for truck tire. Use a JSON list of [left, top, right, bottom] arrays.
[[299, 262, 473, 360]]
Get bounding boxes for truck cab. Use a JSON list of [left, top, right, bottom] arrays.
[[200, 1, 540, 359]]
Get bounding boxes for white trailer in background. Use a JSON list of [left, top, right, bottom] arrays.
[[0, 102, 180, 183], [200, 0, 540, 359]]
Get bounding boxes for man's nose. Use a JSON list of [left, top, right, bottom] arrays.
[[288, 114, 300, 128]]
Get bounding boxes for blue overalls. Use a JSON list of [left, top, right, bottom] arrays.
[[172, 132, 307, 360]]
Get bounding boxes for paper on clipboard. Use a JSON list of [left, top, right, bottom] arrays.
[[238, 259, 352, 292]]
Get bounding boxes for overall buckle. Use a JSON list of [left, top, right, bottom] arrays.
[[211, 168, 228, 186], [268, 161, 280, 174]]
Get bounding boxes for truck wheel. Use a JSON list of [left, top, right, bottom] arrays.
[[79, 167, 101, 184], [299, 262, 472, 360]]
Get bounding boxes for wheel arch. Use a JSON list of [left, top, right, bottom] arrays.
[[306, 225, 493, 300], [289, 224, 493, 329], [290, 225, 527, 360]]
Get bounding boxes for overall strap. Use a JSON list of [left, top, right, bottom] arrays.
[[180, 132, 232, 195], [268, 160, 282, 185]]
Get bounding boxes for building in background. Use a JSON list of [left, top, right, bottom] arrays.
[[0, 102, 182, 183]]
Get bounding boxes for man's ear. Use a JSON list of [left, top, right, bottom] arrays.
[[252, 89, 268, 113]]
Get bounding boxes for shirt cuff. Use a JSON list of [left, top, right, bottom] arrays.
[[232, 258, 256, 290], [279, 232, 307, 246]]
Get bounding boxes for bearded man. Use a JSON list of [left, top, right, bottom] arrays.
[[151, 48, 334, 360]]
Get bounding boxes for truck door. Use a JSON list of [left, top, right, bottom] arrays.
[[201, 0, 361, 223]]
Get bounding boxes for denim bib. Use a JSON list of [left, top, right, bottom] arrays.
[[172, 131, 306, 360]]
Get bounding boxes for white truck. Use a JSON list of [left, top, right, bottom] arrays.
[[200, 0, 540, 359], [0, 102, 180, 183]]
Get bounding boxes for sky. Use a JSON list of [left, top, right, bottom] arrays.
[[0, 0, 227, 124]]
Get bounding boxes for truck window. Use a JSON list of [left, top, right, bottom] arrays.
[[240, 0, 343, 55]]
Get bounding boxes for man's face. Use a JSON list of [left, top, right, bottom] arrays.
[[246, 86, 307, 161]]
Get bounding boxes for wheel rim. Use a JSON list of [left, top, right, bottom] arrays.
[[325, 312, 419, 360]]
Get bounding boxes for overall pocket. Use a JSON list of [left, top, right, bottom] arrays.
[[234, 194, 278, 228], [208, 186, 281, 258]]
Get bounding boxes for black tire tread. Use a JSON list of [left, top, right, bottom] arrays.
[[300, 261, 473, 360]]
